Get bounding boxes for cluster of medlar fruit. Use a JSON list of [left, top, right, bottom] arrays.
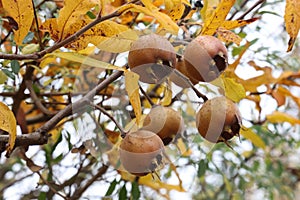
[[127, 33, 228, 86], [119, 105, 184, 176], [119, 33, 241, 176]]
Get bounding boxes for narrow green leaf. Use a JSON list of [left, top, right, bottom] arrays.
[[11, 60, 20, 74], [131, 181, 140, 200], [119, 184, 127, 200], [105, 179, 118, 196], [197, 159, 207, 177]]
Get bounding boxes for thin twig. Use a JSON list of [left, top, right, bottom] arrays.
[[91, 102, 127, 137], [37, 171, 68, 200], [173, 69, 208, 101], [31, 0, 44, 50], [70, 165, 108, 199], [25, 80, 56, 116], [139, 84, 155, 106], [237, 0, 266, 20]]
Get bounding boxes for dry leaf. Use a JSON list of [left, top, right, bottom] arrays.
[[2, 0, 34, 45], [0, 102, 17, 156], [284, 0, 300, 52], [217, 27, 242, 45]]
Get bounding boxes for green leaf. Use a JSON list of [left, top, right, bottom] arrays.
[[105, 179, 118, 196], [131, 181, 140, 200], [119, 184, 127, 200], [2, 69, 15, 80], [197, 159, 207, 177]]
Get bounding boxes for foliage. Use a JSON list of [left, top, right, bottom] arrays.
[[0, 0, 299, 199]]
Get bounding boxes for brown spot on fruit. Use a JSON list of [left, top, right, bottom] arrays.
[[143, 105, 184, 145], [183, 35, 228, 83], [128, 34, 176, 84], [119, 130, 164, 176], [196, 96, 241, 145]]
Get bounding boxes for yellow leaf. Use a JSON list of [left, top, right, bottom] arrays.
[[2, 0, 34, 45], [160, 82, 172, 106], [223, 77, 246, 102], [200, 0, 220, 22], [125, 71, 142, 125], [119, 4, 179, 34], [211, 76, 246, 102], [221, 18, 259, 30], [44, 52, 125, 71], [0, 102, 17, 155], [176, 138, 192, 156], [141, 0, 159, 11], [240, 127, 266, 150], [266, 111, 300, 125], [201, 0, 236, 35], [57, 0, 98, 40], [284, 0, 300, 52], [216, 27, 242, 45], [139, 173, 186, 192], [93, 22, 139, 53]]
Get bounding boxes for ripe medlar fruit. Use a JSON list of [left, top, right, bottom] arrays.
[[128, 34, 176, 84], [119, 130, 164, 176], [196, 96, 241, 145], [143, 105, 184, 145], [183, 35, 228, 83]]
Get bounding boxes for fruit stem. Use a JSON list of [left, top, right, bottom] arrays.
[[173, 69, 208, 101], [139, 84, 156, 106], [91, 102, 128, 137]]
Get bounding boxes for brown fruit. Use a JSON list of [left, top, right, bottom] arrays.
[[183, 35, 228, 83], [143, 105, 184, 145], [196, 96, 241, 144], [119, 130, 164, 176], [128, 34, 176, 84]]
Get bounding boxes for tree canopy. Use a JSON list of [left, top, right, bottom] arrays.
[[0, 0, 300, 199]]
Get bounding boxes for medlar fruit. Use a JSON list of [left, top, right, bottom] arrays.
[[183, 35, 228, 83], [128, 34, 176, 84], [196, 96, 241, 145], [119, 130, 164, 176], [143, 105, 184, 145]]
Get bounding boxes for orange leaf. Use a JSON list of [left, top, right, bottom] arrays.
[[2, 0, 34, 45], [0, 102, 17, 156], [201, 0, 236, 36], [284, 0, 300, 52]]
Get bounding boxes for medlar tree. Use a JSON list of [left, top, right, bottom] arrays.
[[0, 0, 299, 199]]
